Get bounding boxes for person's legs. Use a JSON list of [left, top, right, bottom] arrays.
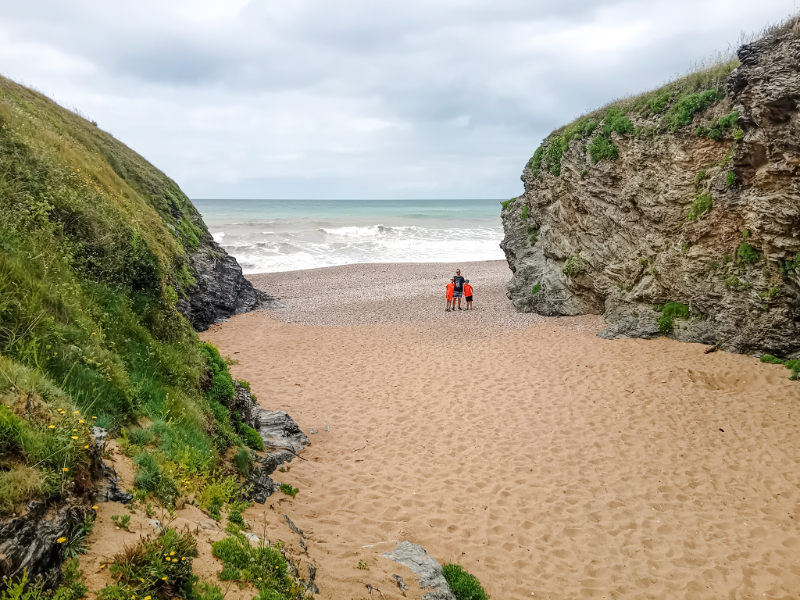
[[457, 296, 462, 310]]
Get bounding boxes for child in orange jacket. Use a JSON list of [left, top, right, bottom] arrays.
[[464, 280, 473, 310], [446, 278, 455, 312]]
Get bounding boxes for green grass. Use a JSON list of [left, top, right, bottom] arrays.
[[520, 205, 529, 220], [686, 193, 712, 221], [760, 355, 785, 364], [655, 302, 690, 334], [0, 75, 258, 511], [531, 283, 542, 295], [211, 532, 303, 600], [441, 564, 489, 600]]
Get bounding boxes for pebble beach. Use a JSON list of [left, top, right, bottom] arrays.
[[201, 260, 800, 600]]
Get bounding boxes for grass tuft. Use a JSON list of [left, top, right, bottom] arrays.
[[441, 564, 489, 600], [655, 302, 690, 334]]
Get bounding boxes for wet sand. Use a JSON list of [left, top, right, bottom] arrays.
[[199, 260, 800, 599]]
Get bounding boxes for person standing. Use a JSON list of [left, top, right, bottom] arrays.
[[446, 278, 455, 312], [463, 279, 473, 310], [452, 269, 465, 311]]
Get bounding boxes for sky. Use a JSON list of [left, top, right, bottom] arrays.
[[0, 1, 796, 199]]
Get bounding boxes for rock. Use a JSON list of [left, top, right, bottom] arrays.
[[0, 503, 92, 590], [382, 541, 456, 600], [90, 427, 132, 504], [175, 237, 281, 332], [283, 515, 305, 538], [255, 409, 310, 455], [228, 384, 310, 504], [393, 574, 409, 590], [501, 19, 800, 358], [309, 428, 317, 434], [305, 561, 319, 594]]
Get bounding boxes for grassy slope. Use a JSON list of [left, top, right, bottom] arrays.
[[0, 75, 246, 518]]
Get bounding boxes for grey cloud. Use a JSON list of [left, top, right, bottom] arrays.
[[0, 0, 794, 198]]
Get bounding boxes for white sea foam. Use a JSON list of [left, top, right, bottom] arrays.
[[194, 199, 505, 273]]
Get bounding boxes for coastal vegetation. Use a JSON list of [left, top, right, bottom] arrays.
[[0, 75, 277, 598], [441, 564, 489, 600]]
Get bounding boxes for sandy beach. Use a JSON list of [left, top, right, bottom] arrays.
[[201, 260, 800, 599]]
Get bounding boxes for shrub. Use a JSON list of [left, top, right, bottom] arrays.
[[602, 107, 633, 136], [97, 527, 198, 600], [198, 476, 239, 515], [696, 111, 739, 141], [681, 243, 691, 254], [227, 510, 246, 528], [785, 360, 800, 380], [589, 135, 618, 163], [279, 483, 299, 498], [500, 198, 516, 211], [526, 147, 544, 178], [238, 423, 264, 451], [724, 276, 749, 289], [442, 564, 489, 600], [211, 532, 302, 600], [759, 286, 781, 300], [737, 242, 759, 263], [664, 89, 723, 130], [686, 193, 712, 221], [531, 283, 541, 295], [656, 302, 690, 334], [132, 451, 179, 506], [726, 171, 735, 186], [562, 254, 588, 276], [520, 205, 529, 220]]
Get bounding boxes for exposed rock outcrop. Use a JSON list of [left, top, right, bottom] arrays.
[[176, 235, 280, 332], [0, 503, 93, 588], [229, 383, 310, 503], [382, 541, 456, 600], [501, 17, 800, 357]]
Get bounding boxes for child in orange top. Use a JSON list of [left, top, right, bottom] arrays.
[[463, 280, 473, 310], [446, 278, 455, 312]]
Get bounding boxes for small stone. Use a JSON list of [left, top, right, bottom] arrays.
[[392, 574, 409, 590]]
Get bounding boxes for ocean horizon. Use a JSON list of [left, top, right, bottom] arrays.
[[193, 198, 506, 274]]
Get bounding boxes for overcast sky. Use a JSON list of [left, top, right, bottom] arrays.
[[0, 1, 796, 199]]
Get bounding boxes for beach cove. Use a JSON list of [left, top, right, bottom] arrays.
[[201, 260, 800, 600]]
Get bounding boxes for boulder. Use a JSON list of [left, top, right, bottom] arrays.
[[382, 541, 456, 600]]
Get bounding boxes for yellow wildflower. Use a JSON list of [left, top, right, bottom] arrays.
[[84, 445, 89, 449], [170, 551, 175, 556], [74, 411, 79, 414], [71, 436, 78, 440], [79, 420, 85, 424], [73, 429, 77, 432], [92, 505, 98, 509], [258, 578, 262, 581], [144, 597, 151, 600], [62, 468, 69, 472], [162, 577, 167, 581], [92, 416, 97, 419], [57, 537, 67, 543], [48, 425, 55, 429]]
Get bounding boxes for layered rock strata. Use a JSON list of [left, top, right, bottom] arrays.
[[501, 18, 800, 357]]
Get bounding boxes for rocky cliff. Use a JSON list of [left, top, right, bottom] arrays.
[[501, 17, 800, 358]]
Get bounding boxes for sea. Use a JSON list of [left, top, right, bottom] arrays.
[[192, 199, 505, 274]]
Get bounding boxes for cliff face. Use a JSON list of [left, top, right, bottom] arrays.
[[501, 18, 800, 357]]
